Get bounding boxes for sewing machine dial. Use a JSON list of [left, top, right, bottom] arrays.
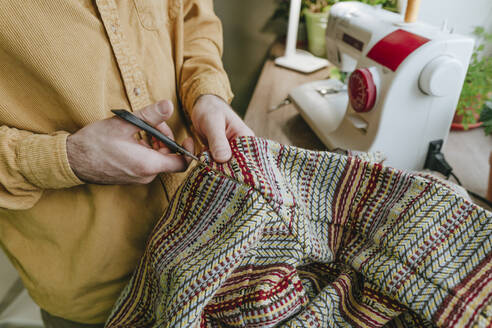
[[348, 68, 377, 112], [419, 56, 464, 97]]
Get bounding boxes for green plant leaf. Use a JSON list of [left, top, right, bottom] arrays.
[[480, 101, 492, 135], [474, 26, 485, 36], [457, 24, 492, 124]]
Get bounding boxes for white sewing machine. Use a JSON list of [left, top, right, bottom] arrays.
[[291, 1, 474, 170]]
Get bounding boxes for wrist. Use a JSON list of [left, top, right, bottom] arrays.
[[66, 134, 83, 181], [192, 95, 227, 119], [194, 94, 225, 107], [182, 75, 234, 117]]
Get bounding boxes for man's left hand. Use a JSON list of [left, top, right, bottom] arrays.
[[191, 95, 254, 163]]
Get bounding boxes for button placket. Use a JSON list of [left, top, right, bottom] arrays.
[[95, 0, 150, 111]]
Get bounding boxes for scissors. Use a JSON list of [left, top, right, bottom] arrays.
[[111, 109, 243, 184]]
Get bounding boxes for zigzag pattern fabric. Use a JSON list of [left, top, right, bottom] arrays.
[[105, 137, 491, 328]]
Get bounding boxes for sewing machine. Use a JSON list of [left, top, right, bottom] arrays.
[[291, 1, 474, 170]]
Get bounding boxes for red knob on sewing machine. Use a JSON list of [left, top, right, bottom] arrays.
[[348, 68, 377, 113]]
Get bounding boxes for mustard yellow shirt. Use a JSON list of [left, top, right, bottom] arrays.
[[0, 0, 233, 324]]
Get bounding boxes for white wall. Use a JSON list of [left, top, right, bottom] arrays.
[[418, 0, 492, 35], [401, 0, 492, 53]]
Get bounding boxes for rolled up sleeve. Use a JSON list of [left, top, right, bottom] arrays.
[[179, 0, 234, 114], [16, 131, 83, 190], [0, 126, 83, 210]]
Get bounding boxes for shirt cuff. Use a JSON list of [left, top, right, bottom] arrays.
[[16, 132, 84, 189], [182, 74, 234, 115]]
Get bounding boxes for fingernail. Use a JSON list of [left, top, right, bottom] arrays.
[[214, 149, 229, 160], [157, 104, 167, 115], [157, 100, 173, 115]]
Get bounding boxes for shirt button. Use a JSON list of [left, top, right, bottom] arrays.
[[133, 87, 141, 96]]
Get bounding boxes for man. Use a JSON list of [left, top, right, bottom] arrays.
[[0, 0, 253, 327]]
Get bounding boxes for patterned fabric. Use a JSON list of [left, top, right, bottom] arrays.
[[105, 137, 492, 328]]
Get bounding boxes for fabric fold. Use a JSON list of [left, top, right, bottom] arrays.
[[106, 136, 491, 328]]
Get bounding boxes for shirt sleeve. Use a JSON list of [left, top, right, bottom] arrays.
[[179, 0, 234, 114], [0, 126, 83, 210]]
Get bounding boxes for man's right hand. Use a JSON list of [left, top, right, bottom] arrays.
[[67, 100, 194, 185]]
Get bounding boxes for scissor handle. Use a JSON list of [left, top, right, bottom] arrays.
[[111, 109, 190, 157]]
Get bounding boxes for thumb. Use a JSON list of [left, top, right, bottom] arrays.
[[204, 121, 231, 163], [133, 100, 174, 126]]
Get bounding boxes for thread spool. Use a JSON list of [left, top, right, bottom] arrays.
[[405, 0, 421, 23]]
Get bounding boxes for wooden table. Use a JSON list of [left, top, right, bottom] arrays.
[[244, 53, 492, 202]]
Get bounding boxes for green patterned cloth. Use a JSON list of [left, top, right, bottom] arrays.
[[106, 137, 491, 328]]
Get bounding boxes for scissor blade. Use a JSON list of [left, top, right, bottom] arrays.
[[112, 109, 195, 158], [178, 148, 200, 162]]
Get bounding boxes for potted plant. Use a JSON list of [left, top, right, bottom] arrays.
[[303, 0, 332, 57], [452, 27, 492, 130], [264, 0, 399, 57], [303, 0, 399, 57], [480, 100, 492, 135]]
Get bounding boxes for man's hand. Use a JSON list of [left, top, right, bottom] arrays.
[[191, 95, 254, 163], [67, 100, 193, 184]]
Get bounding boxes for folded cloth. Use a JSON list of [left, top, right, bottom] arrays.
[[105, 137, 491, 328]]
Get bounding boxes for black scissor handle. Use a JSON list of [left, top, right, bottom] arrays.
[[111, 109, 189, 156]]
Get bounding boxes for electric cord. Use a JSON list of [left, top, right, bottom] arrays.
[[424, 140, 492, 209], [467, 190, 492, 209], [449, 172, 492, 208], [449, 172, 462, 186]]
